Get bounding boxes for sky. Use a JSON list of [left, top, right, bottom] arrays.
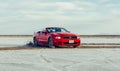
[[0, 0, 120, 35]]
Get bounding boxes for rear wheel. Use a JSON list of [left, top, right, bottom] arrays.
[[33, 38, 39, 47], [48, 38, 55, 48]]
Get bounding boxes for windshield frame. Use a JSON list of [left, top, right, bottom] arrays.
[[47, 27, 69, 33]]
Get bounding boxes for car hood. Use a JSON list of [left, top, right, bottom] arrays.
[[51, 32, 77, 36]]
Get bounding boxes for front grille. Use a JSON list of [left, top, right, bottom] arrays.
[[64, 42, 77, 44], [58, 42, 62, 45], [64, 36, 77, 39]]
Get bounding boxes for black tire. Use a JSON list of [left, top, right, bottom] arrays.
[[33, 38, 39, 47], [48, 38, 55, 48]]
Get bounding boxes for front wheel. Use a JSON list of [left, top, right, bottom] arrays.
[[48, 38, 55, 48]]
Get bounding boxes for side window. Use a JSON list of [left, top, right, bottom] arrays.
[[47, 28, 56, 33], [47, 28, 53, 33]]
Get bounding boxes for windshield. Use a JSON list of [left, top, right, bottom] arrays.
[[47, 28, 69, 33]]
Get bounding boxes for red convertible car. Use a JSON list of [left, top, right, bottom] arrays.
[[33, 27, 80, 48]]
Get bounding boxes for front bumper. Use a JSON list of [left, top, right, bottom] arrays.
[[53, 39, 80, 47]]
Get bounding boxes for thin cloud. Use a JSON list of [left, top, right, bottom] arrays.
[[0, 0, 120, 34]]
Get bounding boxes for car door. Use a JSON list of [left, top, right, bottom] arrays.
[[40, 29, 49, 45], [35, 31, 42, 43]]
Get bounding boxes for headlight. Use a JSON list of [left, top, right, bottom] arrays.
[[55, 36, 61, 39]]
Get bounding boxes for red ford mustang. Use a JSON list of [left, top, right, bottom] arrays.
[[33, 27, 81, 48]]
